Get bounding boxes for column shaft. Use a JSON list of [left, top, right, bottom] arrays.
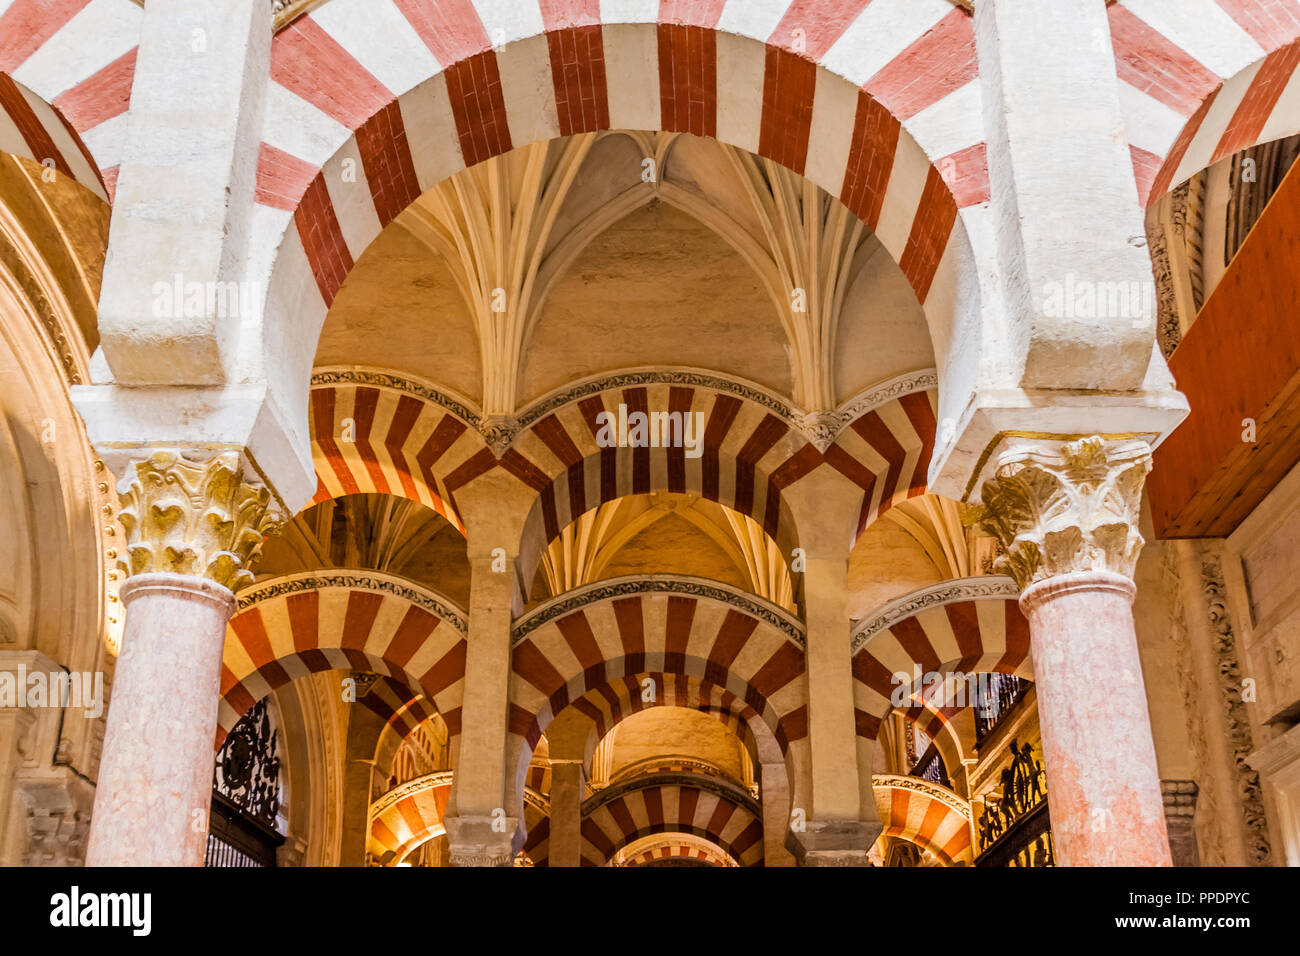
[[802, 555, 862, 821], [548, 760, 584, 867], [444, 555, 516, 865], [85, 574, 235, 866], [1020, 571, 1171, 866]]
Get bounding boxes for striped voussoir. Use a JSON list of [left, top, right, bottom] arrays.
[[308, 370, 492, 533], [873, 774, 973, 865], [577, 774, 763, 867], [511, 373, 938, 569], [0, 0, 141, 200], [507, 578, 808, 816], [851, 586, 1031, 741], [367, 770, 453, 864], [366, 676, 443, 776], [826, 388, 937, 539], [1113, 0, 1300, 205], [617, 836, 737, 867], [897, 692, 969, 782], [258, 0, 987, 343], [562, 672, 757, 756], [218, 570, 469, 748], [512, 377, 809, 561], [525, 760, 552, 798]]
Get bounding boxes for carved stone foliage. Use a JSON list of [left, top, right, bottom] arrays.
[[115, 450, 284, 591], [971, 438, 1150, 589], [1200, 554, 1271, 865], [512, 574, 805, 647]]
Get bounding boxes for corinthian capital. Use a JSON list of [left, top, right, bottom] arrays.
[[115, 449, 284, 591], [970, 437, 1150, 590]]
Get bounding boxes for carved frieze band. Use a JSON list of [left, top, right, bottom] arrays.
[[236, 570, 469, 634], [1200, 554, 1271, 865], [512, 575, 805, 647], [850, 576, 1019, 654], [872, 773, 971, 819], [314, 366, 937, 458]]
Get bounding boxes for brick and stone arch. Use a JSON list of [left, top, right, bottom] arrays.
[[609, 832, 739, 867], [850, 577, 1032, 741], [894, 693, 969, 781], [219, 569, 470, 747], [1113, 0, 1300, 205], [364, 677, 445, 781], [307, 369, 494, 533], [367, 770, 453, 865], [507, 576, 810, 831], [0, 0, 141, 200], [872, 773, 973, 865], [252, 0, 991, 494], [561, 672, 762, 761], [575, 774, 764, 867], [510, 369, 938, 586]]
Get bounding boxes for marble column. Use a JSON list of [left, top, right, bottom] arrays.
[[85, 450, 280, 866], [975, 437, 1172, 866]]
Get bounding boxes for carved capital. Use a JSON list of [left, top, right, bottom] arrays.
[[970, 437, 1150, 589], [115, 449, 284, 591], [443, 813, 519, 867]]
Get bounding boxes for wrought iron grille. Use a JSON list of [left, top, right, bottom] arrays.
[[205, 699, 285, 867], [975, 739, 1054, 867]]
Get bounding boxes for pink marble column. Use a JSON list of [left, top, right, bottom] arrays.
[[1020, 569, 1172, 866], [85, 573, 235, 866]]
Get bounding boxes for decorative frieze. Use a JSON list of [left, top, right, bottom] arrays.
[[512, 574, 805, 647], [115, 449, 284, 591], [1200, 553, 1271, 865], [236, 569, 469, 634], [971, 437, 1151, 589], [850, 576, 1018, 653]]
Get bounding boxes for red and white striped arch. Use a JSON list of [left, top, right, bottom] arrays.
[[257, 0, 988, 384], [525, 760, 552, 798], [1113, 0, 1300, 205], [872, 774, 973, 866], [578, 779, 763, 867], [507, 578, 809, 818], [218, 570, 469, 747], [307, 371, 493, 531], [613, 832, 738, 867], [0, 0, 140, 201], [511, 378, 810, 564], [511, 375, 938, 575], [851, 580, 1031, 741], [826, 389, 937, 541], [365, 677, 444, 777], [566, 672, 759, 757], [367, 771, 453, 864]]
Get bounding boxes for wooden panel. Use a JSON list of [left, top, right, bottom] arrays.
[[1149, 155, 1300, 538]]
